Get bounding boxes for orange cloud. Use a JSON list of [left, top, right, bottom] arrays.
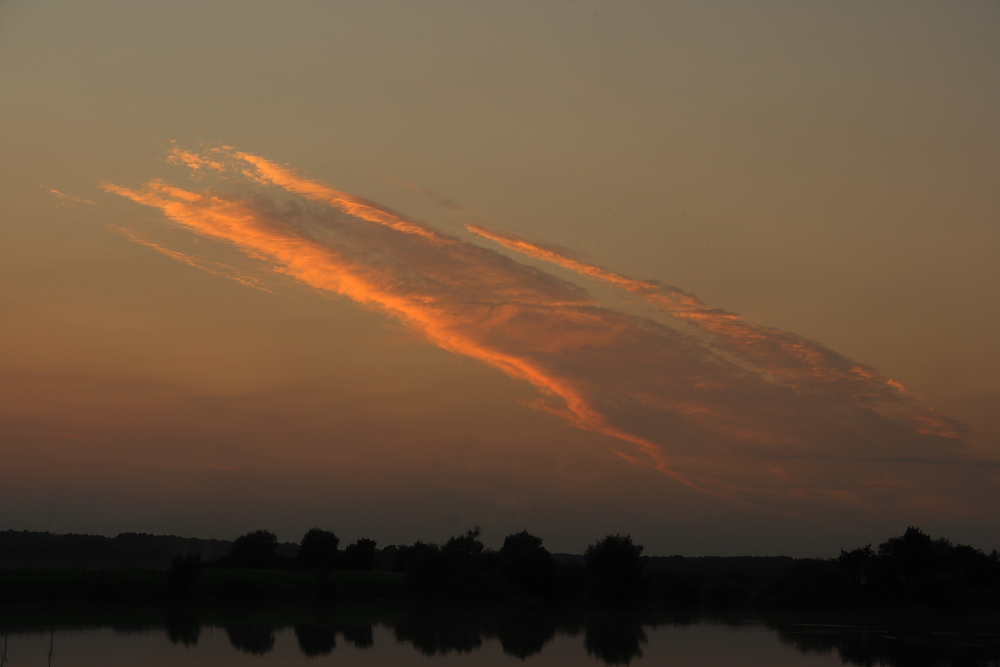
[[167, 147, 226, 173], [235, 152, 440, 240], [467, 224, 964, 442], [102, 171, 693, 489], [103, 147, 981, 510]]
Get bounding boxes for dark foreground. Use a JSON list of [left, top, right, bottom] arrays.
[[1, 603, 998, 667]]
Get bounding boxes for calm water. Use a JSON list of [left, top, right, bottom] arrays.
[[2, 610, 998, 666]]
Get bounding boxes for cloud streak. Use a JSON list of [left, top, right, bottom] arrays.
[[103, 147, 985, 511], [466, 225, 963, 442], [110, 226, 273, 293], [44, 186, 96, 206]]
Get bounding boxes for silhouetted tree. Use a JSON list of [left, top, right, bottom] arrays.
[[441, 528, 503, 598], [498, 530, 559, 597], [585, 534, 645, 601], [376, 544, 398, 571], [229, 530, 281, 568], [342, 538, 378, 570], [298, 528, 340, 569], [872, 526, 1000, 607], [879, 527, 940, 577], [442, 527, 487, 567], [838, 544, 875, 585]]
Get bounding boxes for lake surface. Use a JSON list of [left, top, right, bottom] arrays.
[[2, 609, 998, 666]]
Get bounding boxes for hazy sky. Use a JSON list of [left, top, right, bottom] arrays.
[[1, 1, 997, 556]]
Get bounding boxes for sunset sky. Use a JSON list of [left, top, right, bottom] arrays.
[[1, 1, 997, 556]]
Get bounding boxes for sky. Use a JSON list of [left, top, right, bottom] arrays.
[[1, 1, 997, 557]]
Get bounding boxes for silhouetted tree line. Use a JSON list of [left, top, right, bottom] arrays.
[[388, 528, 566, 600], [163, 526, 650, 603], [758, 527, 1000, 609], [165, 528, 379, 596], [212, 529, 378, 571], [6, 525, 996, 610], [0, 530, 231, 569], [391, 529, 660, 604]]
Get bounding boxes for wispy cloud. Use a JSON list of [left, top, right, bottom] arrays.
[[110, 226, 272, 293], [466, 225, 964, 442], [103, 147, 985, 511], [43, 186, 96, 206], [167, 146, 226, 173]]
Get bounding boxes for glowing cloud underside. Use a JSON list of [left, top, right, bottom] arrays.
[[105, 147, 979, 509]]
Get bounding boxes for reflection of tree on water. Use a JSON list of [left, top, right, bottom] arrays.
[[165, 609, 200, 647], [496, 616, 557, 659], [393, 613, 484, 656], [293, 623, 373, 656], [225, 625, 276, 655], [583, 613, 647, 665], [771, 620, 1000, 667], [391, 609, 653, 665], [393, 611, 562, 659], [342, 625, 374, 647], [293, 625, 336, 656]]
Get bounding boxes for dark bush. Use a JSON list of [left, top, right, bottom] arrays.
[[342, 538, 378, 571], [229, 530, 283, 569], [298, 528, 340, 569], [442, 527, 491, 570], [498, 531, 559, 597], [585, 534, 645, 601]]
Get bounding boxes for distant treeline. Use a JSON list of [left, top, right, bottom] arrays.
[[2, 526, 997, 609], [0, 528, 790, 579], [0, 530, 237, 569]]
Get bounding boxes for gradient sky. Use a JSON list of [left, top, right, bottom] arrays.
[[1, 1, 997, 556]]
